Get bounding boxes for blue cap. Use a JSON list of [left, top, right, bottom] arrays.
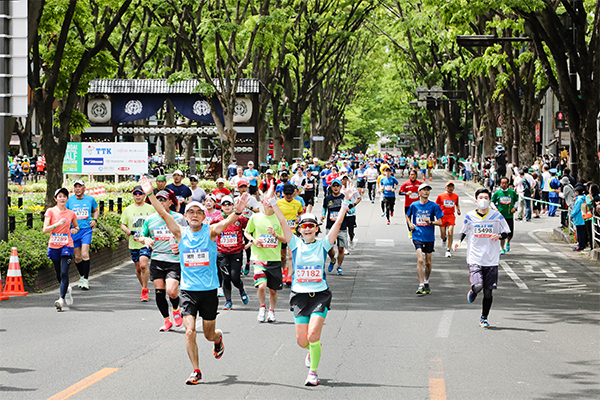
[[331, 179, 342, 186], [549, 168, 558, 174]]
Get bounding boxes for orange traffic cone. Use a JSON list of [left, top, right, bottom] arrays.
[[3, 247, 28, 296], [0, 274, 9, 301]]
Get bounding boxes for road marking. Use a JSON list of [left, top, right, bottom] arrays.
[[499, 260, 529, 290], [47, 368, 119, 400], [520, 243, 549, 252], [428, 358, 447, 400], [439, 270, 455, 288], [375, 239, 394, 247], [435, 310, 454, 338], [461, 199, 474, 204]]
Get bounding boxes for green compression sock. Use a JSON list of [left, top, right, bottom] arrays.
[[309, 341, 322, 371]]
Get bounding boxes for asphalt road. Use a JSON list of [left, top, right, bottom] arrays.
[[1, 170, 599, 400]]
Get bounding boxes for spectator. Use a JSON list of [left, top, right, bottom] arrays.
[[571, 186, 588, 251]]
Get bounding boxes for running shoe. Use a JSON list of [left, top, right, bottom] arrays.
[[328, 258, 336, 272], [445, 250, 451, 258], [54, 298, 65, 311], [159, 318, 173, 332], [65, 286, 73, 306], [415, 284, 425, 294], [267, 309, 276, 323], [505, 242, 511, 252], [480, 317, 490, 328], [223, 300, 233, 310], [217, 287, 224, 297], [80, 278, 89, 290], [305, 351, 311, 368], [77, 277, 85, 289], [423, 283, 431, 294], [140, 287, 149, 302], [243, 262, 250, 276], [305, 371, 319, 386], [391, 213, 394, 217], [467, 290, 477, 303], [371, 200, 374, 204], [349, 241, 355, 250], [213, 331, 225, 359], [337, 267, 344, 276], [240, 289, 249, 305], [386, 220, 390, 225], [381, 212, 385, 217], [500, 248, 506, 255], [344, 248, 349, 255], [257, 306, 266, 322], [442, 238, 447, 245], [173, 308, 183, 326], [185, 370, 202, 385]]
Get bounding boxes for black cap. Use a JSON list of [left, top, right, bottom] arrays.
[[132, 185, 144, 193], [283, 184, 296, 195], [54, 187, 69, 198], [280, 170, 289, 176]]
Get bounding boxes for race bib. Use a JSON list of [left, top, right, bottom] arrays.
[[329, 211, 339, 221], [306, 184, 314, 189], [74, 209, 89, 219], [410, 193, 419, 199], [260, 234, 278, 248], [220, 234, 237, 247], [443, 200, 455, 208], [183, 249, 210, 267], [154, 228, 174, 241], [295, 265, 323, 283], [49, 233, 68, 246], [287, 219, 297, 229], [500, 196, 511, 205], [474, 224, 493, 238], [384, 185, 393, 192], [416, 215, 429, 227], [204, 216, 214, 225]]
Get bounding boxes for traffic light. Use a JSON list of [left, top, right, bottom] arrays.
[[555, 111, 567, 130]]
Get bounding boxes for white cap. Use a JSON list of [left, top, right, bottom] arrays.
[[173, 169, 184, 176], [313, 158, 319, 162], [266, 169, 274, 174], [185, 201, 206, 213], [418, 183, 432, 191], [216, 178, 226, 184], [220, 195, 234, 205]]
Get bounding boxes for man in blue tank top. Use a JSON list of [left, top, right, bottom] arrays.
[[139, 176, 251, 386]]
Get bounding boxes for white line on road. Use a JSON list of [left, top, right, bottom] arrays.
[[440, 270, 455, 288], [435, 309, 454, 338], [520, 243, 549, 252], [499, 260, 530, 290], [375, 239, 395, 247]]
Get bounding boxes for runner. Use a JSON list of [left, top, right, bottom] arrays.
[[435, 181, 461, 257], [398, 154, 407, 178], [302, 170, 317, 214], [418, 156, 428, 181], [341, 175, 361, 250], [167, 170, 192, 214], [258, 169, 277, 196], [212, 178, 232, 209], [308, 158, 322, 200], [377, 166, 398, 225], [355, 161, 366, 197], [269, 182, 356, 386], [364, 161, 379, 203], [202, 194, 221, 225], [66, 180, 99, 290], [277, 184, 305, 285], [212, 195, 250, 310], [245, 186, 285, 323], [275, 170, 291, 198], [189, 175, 207, 203], [453, 188, 511, 328], [399, 170, 423, 235], [140, 190, 187, 331], [235, 181, 260, 275], [43, 188, 79, 311], [243, 161, 260, 198], [139, 176, 250, 385], [120, 185, 156, 301], [491, 177, 518, 255], [321, 179, 349, 275], [406, 183, 443, 295], [426, 154, 435, 182], [320, 162, 331, 199]]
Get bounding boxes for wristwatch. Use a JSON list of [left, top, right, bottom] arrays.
[[235, 211, 242, 215]]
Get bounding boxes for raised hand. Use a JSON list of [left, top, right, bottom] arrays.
[[342, 181, 357, 199], [139, 176, 154, 195], [235, 192, 250, 214]]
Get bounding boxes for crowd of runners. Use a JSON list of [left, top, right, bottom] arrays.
[[41, 149, 590, 387]]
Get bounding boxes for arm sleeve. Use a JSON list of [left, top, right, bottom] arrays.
[[288, 234, 298, 251]]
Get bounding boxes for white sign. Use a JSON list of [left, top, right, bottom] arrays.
[[63, 142, 148, 175], [312, 136, 325, 141]]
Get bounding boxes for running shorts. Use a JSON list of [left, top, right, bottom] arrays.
[[420, 169, 426, 175], [505, 217, 514, 240], [302, 192, 315, 206], [150, 259, 181, 281], [289, 289, 332, 322], [468, 264, 498, 290], [180, 289, 219, 320], [441, 214, 456, 227], [253, 261, 283, 290], [412, 239, 434, 253], [357, 180, 366, 188], [72, 227, 93, 247], [47, 246, 73, 261], [249, 185, 258, 195], [130, 247, 152, 263], [399, 165, 406, 170], [325, 229, 348, 248]]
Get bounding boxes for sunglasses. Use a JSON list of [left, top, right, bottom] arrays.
[[331, 184, 341, 187], [190, 179, 198, 182], [133, 191, 144, 195], [300, 223, 316, 229], [157, 197, 168, 202], [221, 202, 233, 206]]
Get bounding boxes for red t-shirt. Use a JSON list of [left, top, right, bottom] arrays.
[[212, 188, 231, 209], [325, 173, 340, 185], [259, 178, 276, 193], [46, 207, 77, 249], [212, 213, 248, 254], [436, 192, 459, 215], [400, 179, 422, 208]]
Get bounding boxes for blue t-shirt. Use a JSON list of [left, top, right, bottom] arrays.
[[399, 157, 407, 166], [178, 225, 219, 291], [66, 195, 98, 229], [295, 195, 306, 207], [320, 169, 330, 187], [407, 201, 443, 242], [289, 235, 332, 293], [380, 176, 399, 197], [355, 167, 366, 181], [243, 169, 260, 186]]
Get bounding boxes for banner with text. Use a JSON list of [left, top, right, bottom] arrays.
[[63, 142, 148, 175]]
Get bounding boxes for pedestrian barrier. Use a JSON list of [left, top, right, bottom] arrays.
[[0, 273, 9, 301], [3, 247, 28, 296]]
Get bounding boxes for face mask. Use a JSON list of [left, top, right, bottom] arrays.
[[477, 199, 490, 209]]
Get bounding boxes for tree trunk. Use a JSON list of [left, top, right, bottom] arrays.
[[164, 99, 176, 166]]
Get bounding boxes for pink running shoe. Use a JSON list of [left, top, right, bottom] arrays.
[[173, 308, 183, 327], [159, 318, 173, 332], [140, 287, 149, 302]]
